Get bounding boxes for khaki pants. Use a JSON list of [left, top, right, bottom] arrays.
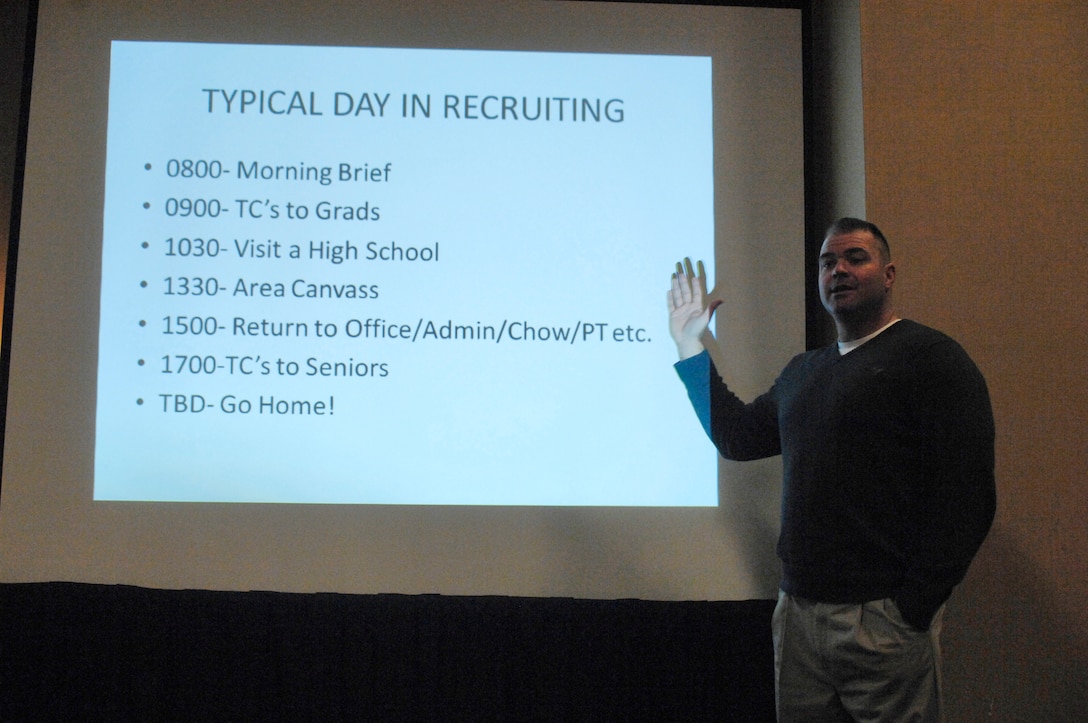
[[772, 591, 944, 722]]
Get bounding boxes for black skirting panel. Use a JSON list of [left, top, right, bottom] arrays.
[[0, 582, 775, 721]]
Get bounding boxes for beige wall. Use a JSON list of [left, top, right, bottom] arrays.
[[859, 1, 1088, 719]]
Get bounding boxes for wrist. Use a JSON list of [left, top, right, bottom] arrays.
[[675, 339, 706, 360]]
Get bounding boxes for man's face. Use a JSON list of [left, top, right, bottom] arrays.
[[817, 230, 895, 319]]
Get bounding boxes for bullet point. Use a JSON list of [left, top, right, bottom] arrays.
[[142, 202, 150, 209], [140, 280, 148, 288], [137, 359, 145, 366], [144, 163, 151, 170], [138, 320, 146, 327], [141, 241, 149, 249], [136, 398, 144, 405]]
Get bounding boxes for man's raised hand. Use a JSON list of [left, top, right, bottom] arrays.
[[668, 258, 719, 360]]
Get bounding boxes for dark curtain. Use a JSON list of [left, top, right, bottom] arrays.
[[1, 582, 775, 721]]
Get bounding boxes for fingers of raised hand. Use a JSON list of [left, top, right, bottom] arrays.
[[670, 257, 710, 312], [668, 273, 683, 311], [670, 263, 690, 306]]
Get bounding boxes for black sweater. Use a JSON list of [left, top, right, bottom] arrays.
[[675, 320, 995, 629]]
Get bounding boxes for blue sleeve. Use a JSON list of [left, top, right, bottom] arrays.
[[674, 350, 712, 441]]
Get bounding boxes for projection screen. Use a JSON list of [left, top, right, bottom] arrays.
[[0, 0, 804, 599]]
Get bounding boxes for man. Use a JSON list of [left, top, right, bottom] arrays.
[[668, 218, 995, 722]]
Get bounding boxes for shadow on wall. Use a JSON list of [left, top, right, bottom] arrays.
[[943, 525, 1088, 722], [718, 456, 782, 597]]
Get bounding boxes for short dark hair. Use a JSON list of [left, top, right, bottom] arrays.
[[824, 217, 891, 260]]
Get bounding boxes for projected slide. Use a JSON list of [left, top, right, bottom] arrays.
[[94, 41, 714, 505]]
